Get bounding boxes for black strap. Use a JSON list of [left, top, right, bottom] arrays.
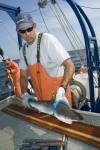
[[37, 32, 43, 62], [22, 43, 28, 66]]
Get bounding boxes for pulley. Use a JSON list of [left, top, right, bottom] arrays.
[[38, 0, 48, 8], [51, 0, 56, 4]]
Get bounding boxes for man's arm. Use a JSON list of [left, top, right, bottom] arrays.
[[61, 58, 75, 87], [20, 69, 28, 94], [52, 58, 75, 109]]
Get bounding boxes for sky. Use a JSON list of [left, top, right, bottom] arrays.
[[0, 0, 100, 60]]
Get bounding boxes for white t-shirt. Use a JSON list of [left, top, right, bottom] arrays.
[[19, 33, 70, 77]]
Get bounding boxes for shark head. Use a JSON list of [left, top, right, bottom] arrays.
[[54, 103, 83, 124]]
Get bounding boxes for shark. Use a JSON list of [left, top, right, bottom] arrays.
[[24, 99, 83, 124]]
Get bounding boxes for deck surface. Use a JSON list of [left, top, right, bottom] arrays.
[[2, 103, 100, 148]]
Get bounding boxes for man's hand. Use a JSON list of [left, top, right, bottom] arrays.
[[6, 69, 12, 74], [22, 93, 29, 108], [52, 87, 70, 109], [17, 93, 36, 108]]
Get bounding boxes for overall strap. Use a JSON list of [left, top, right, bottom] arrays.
[[37, 32, 43, 62], [22, 32, 43, 65], [22, 43, 28, 66]]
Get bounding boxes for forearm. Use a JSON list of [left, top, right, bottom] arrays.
[[20, 69, 28, 94], [61, 59, 75, 87]]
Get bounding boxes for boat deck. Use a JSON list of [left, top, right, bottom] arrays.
[[0, 97, 100, 150]]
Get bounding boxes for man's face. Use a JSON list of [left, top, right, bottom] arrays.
[[18, 24, 36, 45], [5, 59, 10, 65]]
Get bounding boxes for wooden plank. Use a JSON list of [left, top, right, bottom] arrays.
[[2, 103, 100, 148]]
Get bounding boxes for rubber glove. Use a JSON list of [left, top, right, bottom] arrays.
[[52, 86, 70, 109], [6, 69, 12, 74], [17, 92, 36, 108]]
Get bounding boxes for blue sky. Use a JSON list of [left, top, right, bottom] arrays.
[[0, 0, 100, 60]]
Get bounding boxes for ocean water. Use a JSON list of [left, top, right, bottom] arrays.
[[0, 49, 88, 101]]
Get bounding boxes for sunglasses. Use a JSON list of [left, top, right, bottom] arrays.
[[19, 26, 33, 34]]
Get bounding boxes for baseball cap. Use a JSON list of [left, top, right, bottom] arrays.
[[16, 12, 34, 32]]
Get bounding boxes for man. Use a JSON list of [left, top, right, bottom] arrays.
[[3, 56, 22, 98], [16, 12, 75, 108]]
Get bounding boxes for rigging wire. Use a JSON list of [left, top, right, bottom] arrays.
[[0, 21, 19, 46], [49, 2, 84, 65], [39, 8, 50, 32], [56, 2, 84, 48], [25, 0, 80, 50], [55, 4, 77, 46], [23, 1, 84, 51], [55, 3, 82, 50], [55, 2, 84, 65], [0, 0, 90, 66], [48, 3, 76, 50], [24, 8, 39, 14], [54, 5, 77, 50], [62, 0, 100, 9], [80, 5, 100, 10], [24, 1, 77, 49]]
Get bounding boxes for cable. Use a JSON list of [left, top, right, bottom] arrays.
[[39, 8, 50, 32], [62, 0, 100, 9], [49, 2, 84, 65], [0, 21, 19, 46], [49, 3, 76, 50], [80, 5, 100, 10], [24, 8, 40, 14], [56, 3, 84, 65], [56, 2, 84, 48]]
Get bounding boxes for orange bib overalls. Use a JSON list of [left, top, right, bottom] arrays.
[[6, 60, 22, 98], [23, 33, 72, 107]]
